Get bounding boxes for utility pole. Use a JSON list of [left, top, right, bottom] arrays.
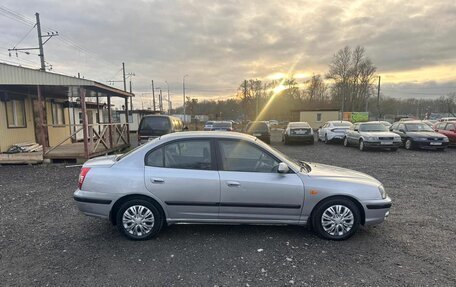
[[151, 80, 156, 111], [122, 62, 127, 92], [36, 13, 45, 71], [9, 12, 58, 71], [377, 76, 381, 120], [183, 75, 188, 123], [129, 80, 133, 110], [159, 89, 163, 112], [165, 81, 171, 115], [243, 80, 247, 120]]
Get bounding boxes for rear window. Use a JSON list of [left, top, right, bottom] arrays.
[[213, 122, 232, 128], [332, 122, 352, 127], [140, 117, 171, 131], [247, 122, 269, 132]]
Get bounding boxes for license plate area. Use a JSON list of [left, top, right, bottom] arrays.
[[381, 141, 393, 145], [430, 142, 442, 145]]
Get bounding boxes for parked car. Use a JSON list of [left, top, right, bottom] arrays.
[[203, 121, 214, 131], [390, 121, 449, 150], [438, 117, 456, 122], [422, 120, 437, 127], [344, 122, 401, 151], [211, 121, 233, 131], [317, 121, 353, 143], [244, 121, 271, 144], [268, 120, 279, 126], [137, 115, 184, 145], [372, 121, 392, 128], [282, 122, 314, 145], [74, 131, 391, 241], [433, 121, 456, 146]]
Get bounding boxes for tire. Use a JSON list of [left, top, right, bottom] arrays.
[[405, 139, 413, 150], [390, 147, 398, 152], [284, 136, 289, 145], [116, 199, 164, 241], [324, 134, 329, 144], [359, 139, 366, 151], [343, 137, 349, 147], [312, 197, 361, 241]]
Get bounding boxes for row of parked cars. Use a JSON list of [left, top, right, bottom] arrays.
[[317, 119, 455, 151]]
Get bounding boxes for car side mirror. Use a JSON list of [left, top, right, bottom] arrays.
[[399, 129, 405, 133], [277, 162, 289, 174], [354, 129, 358, 132]]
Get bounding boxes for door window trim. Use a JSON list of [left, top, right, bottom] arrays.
[[144, 137, 218, 171]]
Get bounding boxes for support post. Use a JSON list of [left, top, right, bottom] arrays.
[[96, 92, 101, 134], [152, 80, 156, 111], [107, 95, 113, 148], [377, 76, 381, 120], [80, 88, 89, 159], [36, 85, 48, 153]]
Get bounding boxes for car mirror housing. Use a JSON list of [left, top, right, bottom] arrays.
[[277, 162, 289, 174]]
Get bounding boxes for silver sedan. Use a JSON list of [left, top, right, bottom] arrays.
[[74, 132, 391, 241]]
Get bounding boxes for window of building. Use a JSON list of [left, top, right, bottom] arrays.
[[51, 102, 65, 125], [6, 100, 26, 128], [316, 113, 322, 122]]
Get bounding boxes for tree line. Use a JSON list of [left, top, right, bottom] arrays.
[[173, 46, 456, 121]]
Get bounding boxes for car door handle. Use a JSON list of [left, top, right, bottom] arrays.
[[151, 178, 164, 184], [226, 181, 240, 187]]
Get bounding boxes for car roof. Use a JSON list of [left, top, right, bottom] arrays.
[[328, 120, 351, 124], [400, 120, 427, 124], [158, 131, 257, 141]]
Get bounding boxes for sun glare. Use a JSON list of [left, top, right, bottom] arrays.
[[272, 84, 287, 94]]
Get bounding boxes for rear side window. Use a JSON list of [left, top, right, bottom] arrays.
[[446, 124, 455, 131], [145, 140, 212, 170]]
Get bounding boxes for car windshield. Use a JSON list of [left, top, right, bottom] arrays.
[[405, 123, 434, 132], [213, 122, 231, 128], [332, 122, 352, 127], [140, 117, 170, 131], [359, 123, 388, 132]]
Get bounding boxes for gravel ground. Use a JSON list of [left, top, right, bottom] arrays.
[[1, 132, 455, 286]]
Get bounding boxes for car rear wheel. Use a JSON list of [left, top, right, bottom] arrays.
[[324, 134, 329, 144], [312, 198, 360, 240], [359, 139, 366, 151], [116, 199, 163, 240], [405, 139, 413, 150]]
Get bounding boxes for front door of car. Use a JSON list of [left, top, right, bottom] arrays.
[[216, 139, 304, 222], [394, 123, 407, 142], [346, 124, 359, 144], [444, 123, 456, 143], [144, 139, 220, 221]]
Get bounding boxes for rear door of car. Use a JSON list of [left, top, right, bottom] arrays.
[[444, 123, 456, 143], [144, 138, 220, 221], [216, 139, 304, 222]]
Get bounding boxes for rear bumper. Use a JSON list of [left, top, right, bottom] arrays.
[[327, 133, 346, 141], [363, 196, 392, 226], [73, 189, 116, 219], [287, 135, 314, 142]]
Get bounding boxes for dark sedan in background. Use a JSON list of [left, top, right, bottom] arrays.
[[390, 121, 449, 150], [244, 121, 271, 144], [282, 122, 314, 145], [211, 121, 233, 131]]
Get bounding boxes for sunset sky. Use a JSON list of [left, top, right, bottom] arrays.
[[1, 0, 455, 109]]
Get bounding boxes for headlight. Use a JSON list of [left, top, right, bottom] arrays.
[[378, 185, 387, 199], [443, 137, 449, 142], [365, 136, 377, 141], [394, 137, 401, 142]]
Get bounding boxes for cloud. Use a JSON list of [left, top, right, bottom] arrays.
[[0, 0, 455, 108]]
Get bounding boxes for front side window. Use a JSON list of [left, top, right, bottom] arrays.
[[218, 140, 279, 173], [145, 140, 212, 170], [6, 100, 26, 128], [51, 102, 65, 125]]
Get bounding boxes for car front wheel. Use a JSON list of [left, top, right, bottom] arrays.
[[312, 198, 360, 240], [359, 139, 366, 151], [116, 199, 163, 240], [343, 137, 349, 147], [405, 139, 413, 150]]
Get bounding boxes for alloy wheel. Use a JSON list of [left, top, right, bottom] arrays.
[[321, 205, 354, 236], [122, 205, 155, 237]]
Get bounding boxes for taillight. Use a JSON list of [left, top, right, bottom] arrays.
[[78, 167, 91, 189]]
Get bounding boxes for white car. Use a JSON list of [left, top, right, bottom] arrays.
[[318, 121, 353, 143], [438, 117, 456, 122], [203, 121, 214, 131]]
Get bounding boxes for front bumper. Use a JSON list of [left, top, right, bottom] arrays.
[[412, 140, 448, 149], [73, 189, 116, 219], [363, 196, 392, 226], [364, 141, 401, 148]]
